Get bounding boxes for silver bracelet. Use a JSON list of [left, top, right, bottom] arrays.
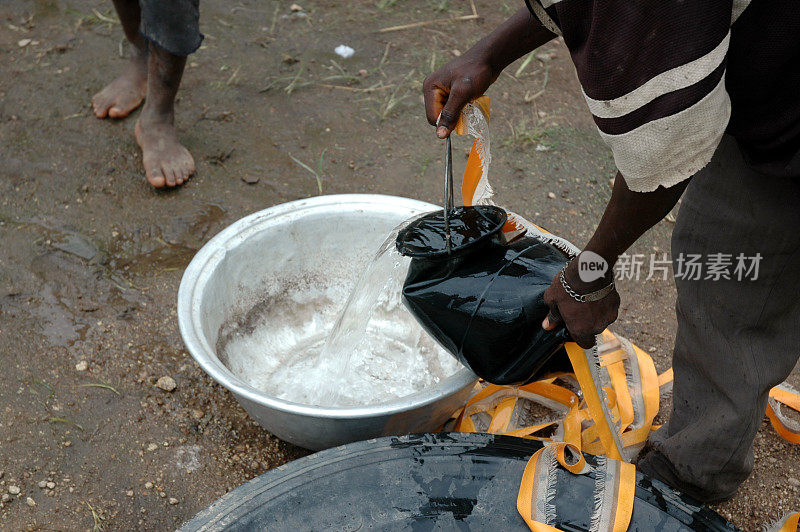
[[559, 263, 615, 303]]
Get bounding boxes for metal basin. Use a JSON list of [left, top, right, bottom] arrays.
[[177, 194, 478, 450]]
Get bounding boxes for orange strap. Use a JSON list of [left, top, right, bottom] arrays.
[[658, 367, 674, 388], [565, 342, 623, 460], [767, 404, 800, 445], [455, 382, 581, 444], [767, 386, 800, 444], [613, 460, 637, 532], [455, 96, 525, 236], [777, 512, 800, 532], [517, 443, 635, 532]]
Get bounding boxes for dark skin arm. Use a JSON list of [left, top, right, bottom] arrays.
[[543, 173, 689, 348], [423, 7, 556, 138], [423, 11, 689, 349]]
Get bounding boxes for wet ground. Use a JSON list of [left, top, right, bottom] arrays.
[[1, 0, 798, 529]]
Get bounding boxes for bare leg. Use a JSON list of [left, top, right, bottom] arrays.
[[92, 0, 148, 119], [134, 43, 195, 188]]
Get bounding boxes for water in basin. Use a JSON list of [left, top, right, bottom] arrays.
[[216, 223, 463, 407]]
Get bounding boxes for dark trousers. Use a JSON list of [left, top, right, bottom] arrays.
[[638, 135, 800, 502]]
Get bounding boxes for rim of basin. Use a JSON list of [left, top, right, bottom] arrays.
[[178, 194, 478, 420]]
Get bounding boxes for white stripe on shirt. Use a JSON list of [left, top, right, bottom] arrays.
[[583, 32, 730, 119], [732, 0, 752, 23], [598, 75, 731, 192], [529, 1, 562, 36]]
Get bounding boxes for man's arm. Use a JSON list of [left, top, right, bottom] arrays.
[[542, 172, 689, 348], [423, 7, 556, 138]]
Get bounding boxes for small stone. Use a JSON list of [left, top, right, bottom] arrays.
[[451, 49, 461, 57], [357, 69, 368, 77], [168, 497, 178, 505], [191, 409, 204, 420], [75, 360, 88, 372], [145, 482, 153, 489], [241, 174, 260, 185], [37, 481, 47, 489], [0, 471, 4, 479], [290, 3, 303, 11], [147, 443, 158, 452], [156, 376, 177, 392], [126, 490, 134, 497], [26, 497, 35, 507], [547, 192, 556, 199], [18, 38, 32, 47], [1, 494, 9, 502], [789, 477, 800, 487], [46, 482, 55, 490], [63, 441, 72, 447], [159, 491, 166, 498], [8, 486, 20, 495]]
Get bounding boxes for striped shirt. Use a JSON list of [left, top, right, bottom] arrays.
[[527, 0, 800, 192]]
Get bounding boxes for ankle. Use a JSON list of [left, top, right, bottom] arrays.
[[139, 102, 174, 126]]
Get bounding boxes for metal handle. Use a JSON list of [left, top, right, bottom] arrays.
[[443, 136, 454, 253]]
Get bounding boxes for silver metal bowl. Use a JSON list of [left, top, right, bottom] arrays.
[[177, 194, 478, 450]]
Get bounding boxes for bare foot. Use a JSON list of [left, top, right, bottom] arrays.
[[92, 55, 148, 119], [135, 115, 195, 188]]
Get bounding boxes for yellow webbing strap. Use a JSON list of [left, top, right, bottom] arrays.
[[517, 443, 635, 532], [565, 342, 623, 460], [612, 459, 637, 532], [771, 512, 800, 532], [455, 96, 526, 238], [614, 343, 661, 451], [487, 396, 517, 433], [767, 386, 800, 444], [455, 382, 581, 444], [517, 446, 557, 531], [658, 367, 674, 388], [606, 364, 634, 430]]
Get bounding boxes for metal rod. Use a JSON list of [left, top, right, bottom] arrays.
[[443, 136, 454, 253]]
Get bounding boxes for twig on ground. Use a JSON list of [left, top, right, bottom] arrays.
[[48, 417, 85, 432], [78, 383, 121, 396], [378, 14, 479, 33], [289, 151, 326, 194], [83, 501, 105, 532], [316, 83, 393, 93]]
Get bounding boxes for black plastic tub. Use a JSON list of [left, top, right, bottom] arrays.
[[179, 433, 738, 531]]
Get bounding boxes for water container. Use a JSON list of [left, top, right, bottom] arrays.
[[396, 205, 572, 385]]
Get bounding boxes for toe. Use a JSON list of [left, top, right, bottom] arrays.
[[179, 162, 192, 184], [146, 167, 166, 188], [92, 97, 110, 118], [164, 168, 177, 187]]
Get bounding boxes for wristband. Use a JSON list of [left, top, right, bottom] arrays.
[[559, 263, 615, 303]]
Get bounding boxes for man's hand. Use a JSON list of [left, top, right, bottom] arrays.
[[423, 53, 496, 139], [541, 173, 690, 348], [421, 7, 556, 138], [542, 258, 620, 349]]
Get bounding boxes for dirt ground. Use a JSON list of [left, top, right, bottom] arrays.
[[1, 0, 798, 530]]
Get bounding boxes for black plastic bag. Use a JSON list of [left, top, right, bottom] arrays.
[[396, 205, 573, 385]]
